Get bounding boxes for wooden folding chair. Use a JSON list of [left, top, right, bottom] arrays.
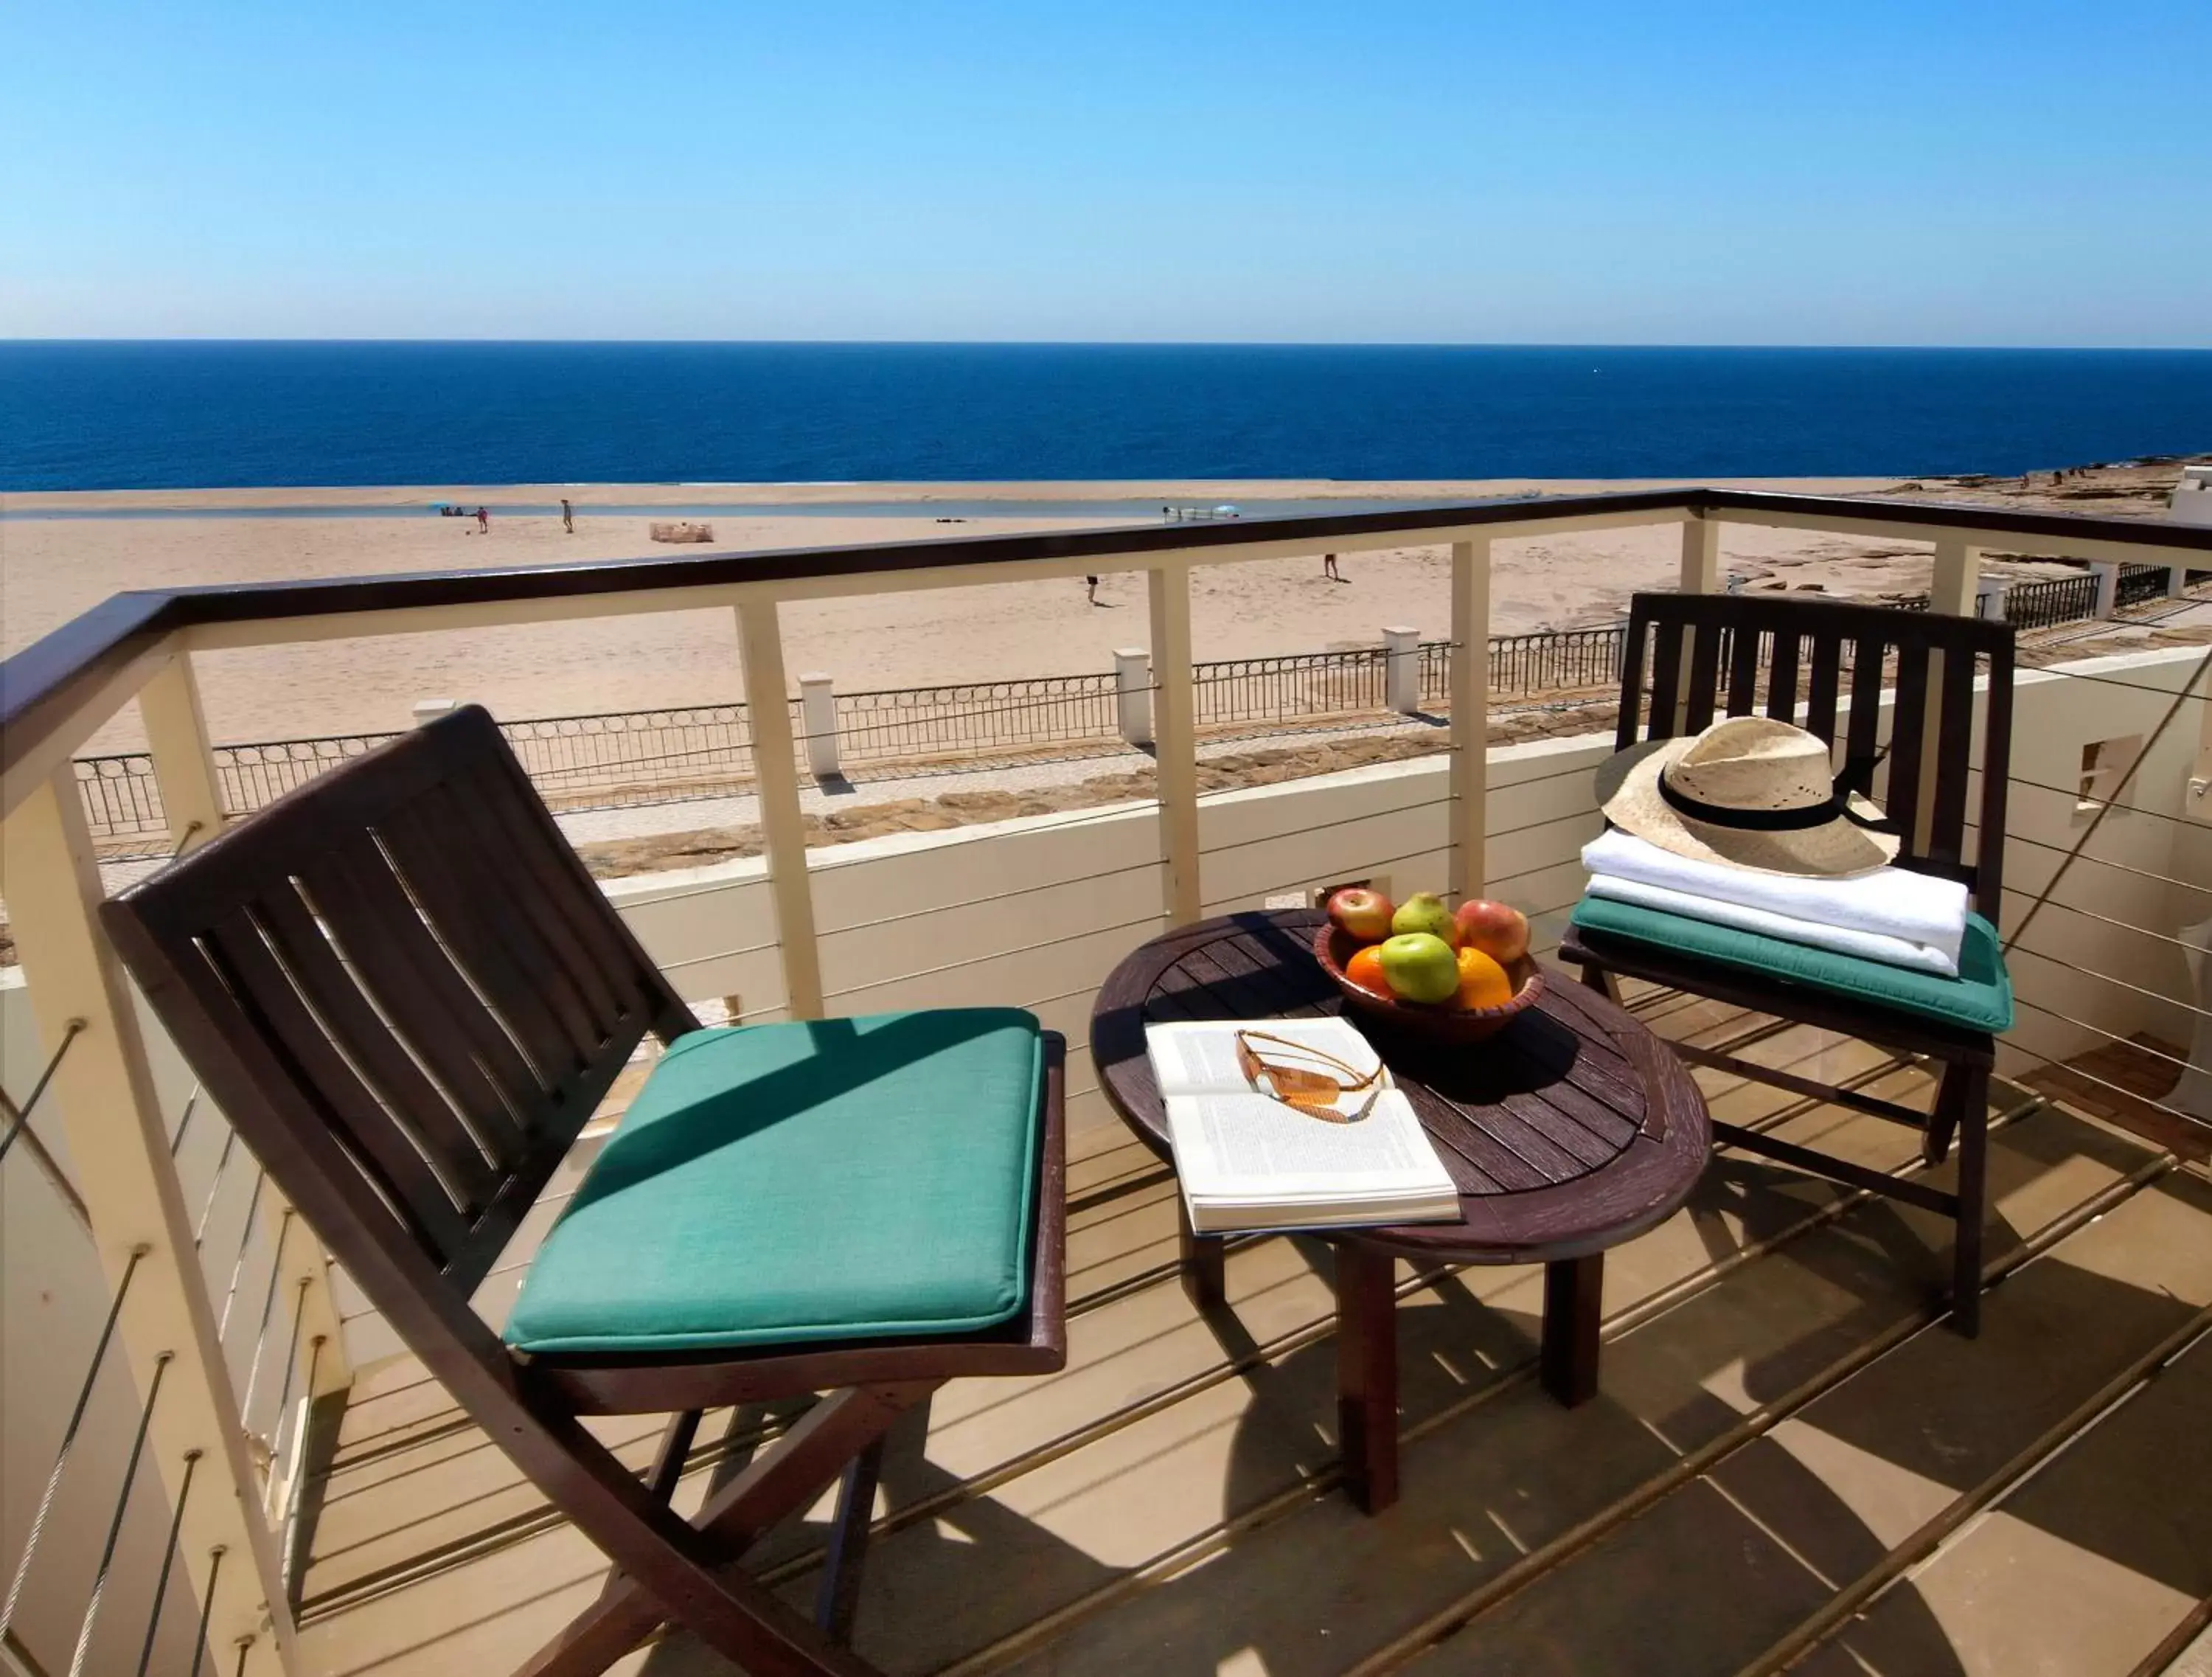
[[101, 706, 1067, 1677], [1559, 594, 2014, 1336]]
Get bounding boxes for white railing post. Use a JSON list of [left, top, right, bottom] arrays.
[[2169, 564, 2189, 600], [0, 771, 297, 1676], [139, 654, 226, 858], [1114, 648, 1153, 746], [798, 673, 840, 781], [1974, 578, 2010, 620], [1382, 626, 1420, 715], [2091, 561, 2121, 619], [1147, 566, 1201, 926], [1671, 513, 1721, 713], [1930, 538, 1982, 616], [1679, 514, 1720, 594], [1447, 542, 1491, 901], [734, 601, 825, 1018], [411, 698, 457, 726]]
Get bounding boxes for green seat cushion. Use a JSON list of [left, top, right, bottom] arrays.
[[504, 1010, 1046, 1356], [1569, 899, 2012, 1034]]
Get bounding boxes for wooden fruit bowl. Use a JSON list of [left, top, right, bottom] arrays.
[[1312, 926, 1544, 1044]]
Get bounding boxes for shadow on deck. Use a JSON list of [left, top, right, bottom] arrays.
[[293, 990, 2212, 1677]]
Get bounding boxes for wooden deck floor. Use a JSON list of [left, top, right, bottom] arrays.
[[293, 990, 2212, 1677]]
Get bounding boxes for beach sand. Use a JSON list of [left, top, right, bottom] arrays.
[[1, 470, 2180, 753]]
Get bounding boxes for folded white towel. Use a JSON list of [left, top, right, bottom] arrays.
[[1582, 875, 1961, 976], [1582, 828, 1969, 963]]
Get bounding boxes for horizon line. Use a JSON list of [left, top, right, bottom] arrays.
[[6, 337, 2212, 354]]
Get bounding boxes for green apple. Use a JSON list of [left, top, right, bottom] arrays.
[[1391, 891, 1458, 948], [1379, 932, 1460, 1004]]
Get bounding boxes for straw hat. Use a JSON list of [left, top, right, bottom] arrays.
[[1594, 715, 1900, 877]]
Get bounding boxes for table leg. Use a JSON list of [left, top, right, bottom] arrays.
[[1334, 1242, 1399, 1514], [1179, 1201, 1226, 1310], [1541, 1253, 1604, 1408]]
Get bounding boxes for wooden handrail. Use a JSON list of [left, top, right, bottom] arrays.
[[6, 487, 2209, 800]]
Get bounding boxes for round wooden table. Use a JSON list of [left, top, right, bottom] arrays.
[[1091, 909, 1711, 1513]]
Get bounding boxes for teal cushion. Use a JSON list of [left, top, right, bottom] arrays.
[[504, 1010, 1046, 1356], [1569, 899, 2013, 1034]]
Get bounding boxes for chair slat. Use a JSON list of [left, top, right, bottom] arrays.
[[303, 841, 538, 1155], [1803, 633, 1842, 743], [1615, 616, 1651, 748], [250, 883, 501, 1210], [201, 909, 472, 1257], [402, 782, 611, 1055], [372, 802, 588, 1084], [1765, 631, 1800, 724], [1646, 622, 1684, 740], [1885, 641, 1931, 856], [462, 774, 638, 1035], [1927, 644, 1979, 867], [1726, 624, 1761, 716], [1844, 635, 1886, 784], [1682, 625, 1722, 732]]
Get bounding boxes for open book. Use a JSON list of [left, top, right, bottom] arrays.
[[1146, 1018, 1462, 1235]]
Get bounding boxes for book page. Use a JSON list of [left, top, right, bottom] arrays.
[[1165, 1089, 1452, 1201], [1145, 1017, 1385, 1098]]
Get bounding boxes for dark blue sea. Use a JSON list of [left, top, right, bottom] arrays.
[[2, 341, 2207, 493]]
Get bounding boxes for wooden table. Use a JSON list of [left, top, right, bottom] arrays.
[[1091, 909, 1711, 1513]]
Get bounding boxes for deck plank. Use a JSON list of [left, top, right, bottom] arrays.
[[1398, 1164, 2212, 1676], [292, 1034, 2205, 1677]]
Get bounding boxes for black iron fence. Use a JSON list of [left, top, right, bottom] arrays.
[[2004, 572, 2101, 631], [74, 569, 2177, 855]]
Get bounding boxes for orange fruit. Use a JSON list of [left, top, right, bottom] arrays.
[[1454, 946, 1514, 1011], [1345, 945, 1393, 999]]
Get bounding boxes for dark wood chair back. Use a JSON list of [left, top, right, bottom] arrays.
[[101, 706, 700, 1313], [1615, 593, 2015, 920]]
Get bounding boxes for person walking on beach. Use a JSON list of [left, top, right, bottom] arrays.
[[476, 506, 490, 534], [1085, 575, 1100, 605], [1323, 552, 1344, 583], [561, 497, 574, 534]]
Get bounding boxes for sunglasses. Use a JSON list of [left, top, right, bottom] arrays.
[[1233, 1029, 1384, 1122]]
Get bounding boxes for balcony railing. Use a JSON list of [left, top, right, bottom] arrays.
[[4, 486, 2212, 1676]]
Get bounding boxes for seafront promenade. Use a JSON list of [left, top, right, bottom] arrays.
[[7, 464, 2189, 754]]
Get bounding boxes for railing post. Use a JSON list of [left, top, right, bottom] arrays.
[[1447, 541, 1491, 901], [1930, 538, 1982, 616], [2091, 561, 2121, 619], [1382, 626, 1420, 715], [139, 654, 225, 858], [1114, 648, 1154, 746], [2168, 564, 2189, 600], [734, 600, 826, 1018], [1671, 513, 1722, 715], [1147, 566, 1202, 926], [0, 770, 297, 1676], [1974, 578, 2009, 620], [1679, 514, 1720, 594], [410, 698, 457, 727], [798, 673, 840, 781]]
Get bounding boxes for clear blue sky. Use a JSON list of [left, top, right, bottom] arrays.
[[5, 1, 2208, 346]]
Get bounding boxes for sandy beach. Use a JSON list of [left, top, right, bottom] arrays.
[[1, 468, 2184, 753]]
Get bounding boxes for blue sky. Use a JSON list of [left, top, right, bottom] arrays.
[[4, 1, 2208, 345]]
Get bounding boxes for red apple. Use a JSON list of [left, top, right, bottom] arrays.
[[1453, 897, 1530, 963], [1326, 886, 1395, 942]]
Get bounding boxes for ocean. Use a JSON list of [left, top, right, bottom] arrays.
[[2, 341, 2207, 493]]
